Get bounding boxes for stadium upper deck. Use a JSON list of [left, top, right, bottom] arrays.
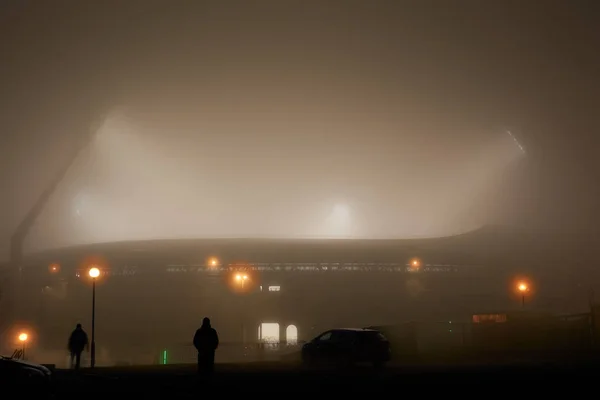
[[18, 225, 551, 276]]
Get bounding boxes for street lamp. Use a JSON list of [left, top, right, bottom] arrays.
[[517, 282, 529, 308], [18, 332, 28, 360], [88, 266, 100, 368], [208, 257, 219, 268], [234, 273, 250, 344], [409, 258, 422, 271], [235, 274, 249, 289]]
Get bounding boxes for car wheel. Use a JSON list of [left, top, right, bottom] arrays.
[[373, 361, 385, 370], [302, 354, 313, 368], [336, 355, 354, 370]]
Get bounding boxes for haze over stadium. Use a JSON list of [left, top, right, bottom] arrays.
[[2, 1, 598, 261], [23, 107, 525, 253]]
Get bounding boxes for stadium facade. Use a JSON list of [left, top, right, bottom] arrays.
[[3, 225, 592, 365]]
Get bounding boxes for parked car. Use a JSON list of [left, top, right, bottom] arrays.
[[0, 356, 53, 394], [301, 328, 391, 368]]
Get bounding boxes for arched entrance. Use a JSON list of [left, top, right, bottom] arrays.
[[286, 324, 298, 345]]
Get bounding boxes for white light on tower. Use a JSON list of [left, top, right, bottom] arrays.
[[324, 203, 353, 238], [507, 130, 525, 154], [332, 204, 350, 219]]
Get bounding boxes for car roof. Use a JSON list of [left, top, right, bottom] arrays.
[[333, 328, 380, 332], [0, 357, 50, 372]]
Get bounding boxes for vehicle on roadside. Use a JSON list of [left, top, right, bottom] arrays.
[[0, 356, 53, 394], [301, 328, 391, 368]]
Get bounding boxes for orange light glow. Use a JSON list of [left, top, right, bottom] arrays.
[[208, 257, 219, 268], [79, 255, 108, 279], [227, 265, 255, 293], [18, 332, 28, 342], [518, 282, 529, 292], [88, 267, 100, 278], [48, 263, 60, 273], [409, 258, 422, 270]]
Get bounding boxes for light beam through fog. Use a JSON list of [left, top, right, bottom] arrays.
[[24, 109, 525, 253], [507, 130, 526, 154]]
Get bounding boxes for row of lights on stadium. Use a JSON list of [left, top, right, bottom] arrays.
[[49, 257, 534, 303], [49, 257, 423, 274], [49, 257, 221, 274], [61, 259, 251, 292]]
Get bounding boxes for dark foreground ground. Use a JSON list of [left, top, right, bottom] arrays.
[[52, 359, 599, 397]]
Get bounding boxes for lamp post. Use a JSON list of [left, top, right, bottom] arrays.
[[409, 258, 422, 271], [235, 273, 248, 289], [88, 267, 100, 368], [517, 282, 529, 308], [18, 332, 28, 360], [208, 257, 219, 268], [235, 274, 249, 344]]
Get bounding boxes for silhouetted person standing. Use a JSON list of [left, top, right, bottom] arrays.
[[68, 323, 89, 370], [193, 317, 219, 375]]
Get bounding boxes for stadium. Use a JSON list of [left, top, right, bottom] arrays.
[[2, 222, 585, 366], [0, 111, 585, 365]]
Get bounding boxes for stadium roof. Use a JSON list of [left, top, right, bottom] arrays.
[[21, 225, 546, 268]]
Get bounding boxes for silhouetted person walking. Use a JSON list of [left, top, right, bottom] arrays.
[[193, 317, 219, 375], [68, 323, 89, 370]]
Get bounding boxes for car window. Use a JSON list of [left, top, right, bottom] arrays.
[[317, 331, 332, 341], [334, 330, 358, 344], [359, 331, 387, 343]]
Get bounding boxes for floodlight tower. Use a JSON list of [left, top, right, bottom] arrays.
[[1, 116, 103, 348]]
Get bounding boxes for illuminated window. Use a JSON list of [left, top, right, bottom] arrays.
[[259, 323, 280, 343], [268, 286, 280, 292], [286, 325, 298, 345]]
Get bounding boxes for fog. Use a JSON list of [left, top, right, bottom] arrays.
[[1, 1, 599, 260], [2, 2, 600, 373], [23, 107, 523, 253]]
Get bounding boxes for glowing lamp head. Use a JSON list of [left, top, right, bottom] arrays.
[[209, 258, 218, 267], [518, 283, 528, 292], [18, 333, 28, 342], [235, 274, 248, 281], [409, 258, 422, 269], [88, 267, 100, 278]]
